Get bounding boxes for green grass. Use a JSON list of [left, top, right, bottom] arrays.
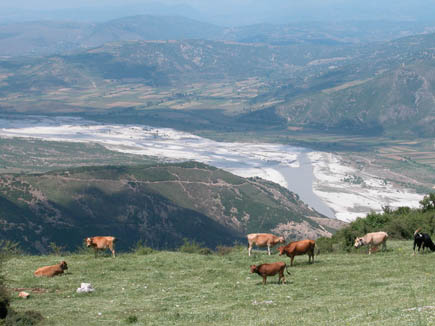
[[3, 241, 435, 325]]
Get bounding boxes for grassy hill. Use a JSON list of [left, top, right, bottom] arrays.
[[3, 240, 434, 325], [0, 162, 340, 253]]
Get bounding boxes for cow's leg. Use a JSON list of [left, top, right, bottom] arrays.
[[111, 248, 116, 258], [290, 256, 294, 266], [267, 244, 271, 256], [94, 248, 98, 258], [262, 276, 267, 285], [279, 271, 285, 284], [248, 244, 252, 256], [368, 245, 372, 255]]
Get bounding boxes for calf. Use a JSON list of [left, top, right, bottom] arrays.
[[277, 239, 316, 266], [247, 233, 285, 256], [86, 236, 117, 257], [250, 262, 290, 285], [34, 261, 68, 277], [354, 231, 388, 254], [414, 229, 435, 254]]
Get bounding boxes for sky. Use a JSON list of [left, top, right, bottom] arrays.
[[2, 0, 435, 26]]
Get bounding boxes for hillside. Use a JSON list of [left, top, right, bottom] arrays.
[[1, 31, 435, 137], [3, 241, 435, 325], [0, 162, 341, 253]]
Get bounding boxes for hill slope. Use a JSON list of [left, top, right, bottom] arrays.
[[0, 162, 341, 253]]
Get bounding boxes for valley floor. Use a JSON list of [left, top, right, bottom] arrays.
[[3, 241, 435, 325]]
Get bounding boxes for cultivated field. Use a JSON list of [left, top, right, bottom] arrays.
[[3, 241, 435, 325]]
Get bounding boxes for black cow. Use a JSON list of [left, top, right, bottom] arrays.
[[414, 229, 435, 254]]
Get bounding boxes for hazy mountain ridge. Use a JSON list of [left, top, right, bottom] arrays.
[[1, 15, 433, 57], [1, 26, 435, 137], [0, 162, 341, 253]]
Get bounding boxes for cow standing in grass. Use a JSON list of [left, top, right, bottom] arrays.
[[354, 231, 388, 254], [413, 229, 435, 254], [250, 262, 290, 285], [277, 239, 316, 266], [86, 236, 117, 257], [247, 233, 285, 256]]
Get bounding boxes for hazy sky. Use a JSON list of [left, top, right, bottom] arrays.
[[2, 0, 435, 25]]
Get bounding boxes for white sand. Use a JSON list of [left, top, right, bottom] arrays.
[[308, 152, 424, 222]]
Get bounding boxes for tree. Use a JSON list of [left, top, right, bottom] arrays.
[[420, 193, 435, 212]]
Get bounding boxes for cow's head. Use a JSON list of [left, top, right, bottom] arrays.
[[354, 237, 365, 248], [250, 265, 258, 273], [278, 236, 285, 244], [277, 246, 285, 256], [60, 261, 68, 270], [85, 237, 93, 247]]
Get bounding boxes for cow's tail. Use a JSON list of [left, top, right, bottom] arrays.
[[414, 228, 422, 237]]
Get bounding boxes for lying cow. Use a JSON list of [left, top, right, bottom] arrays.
[[414, 228, 435, 254], [277, 239, 316, 266], [250, 262, 290, 285], [247, 233, 285, 256], [34, 261, 68, 277], [86, 236, 117, 257], [354, 231, 388, 254]]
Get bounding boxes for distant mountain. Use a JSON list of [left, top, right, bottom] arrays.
[[257, 33, 435, 137], [1, 15, 434, 57], [82, 15, 224, 47], [0, 162, 341, 253], [1, 32, 435, 137]]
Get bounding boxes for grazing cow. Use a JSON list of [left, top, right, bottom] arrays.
[[277, 239, 316, 266], [247, 233, 285, 256], [413, 229, 435, 254], [86, 236, 117, 257], [354, 231, 388, 254], [250, 262, 290, 285], [34, 261, 68, 277]]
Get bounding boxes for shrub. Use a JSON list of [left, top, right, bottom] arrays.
[[132, 241, 154, 255], [215, 246, 233, 256], [178, 239, 211, 255], [0, 240, 22, 258], [48, 242, 66, 256], [4, 311, 43, 326], [125, 315, 138, 324]]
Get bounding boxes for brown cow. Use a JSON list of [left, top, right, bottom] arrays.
[[250, 262, 290, 285], [247, 233, 285, 256], [354, 231, 388, 254], [278, 239, 316, 266], [86, 236, 117, 257], [34, 261, 68, 277]]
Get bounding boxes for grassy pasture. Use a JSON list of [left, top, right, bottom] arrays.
[[3, 240, 435, 325]]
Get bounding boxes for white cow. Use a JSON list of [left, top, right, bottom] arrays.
[[354, 231, 388, 254], [247, 233, 285, 256]]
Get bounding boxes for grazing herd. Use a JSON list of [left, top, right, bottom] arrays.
[[32, 229, 435, 286]]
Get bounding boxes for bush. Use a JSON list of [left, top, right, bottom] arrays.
[[48, 242, 66, 256], [178, 239, 211, 255], [125, 315, 138, 324], [215, 246, 233, 256], [132, 241, 154, 255], [5, 311, 43, 326], [0, 241, 22, 258]]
